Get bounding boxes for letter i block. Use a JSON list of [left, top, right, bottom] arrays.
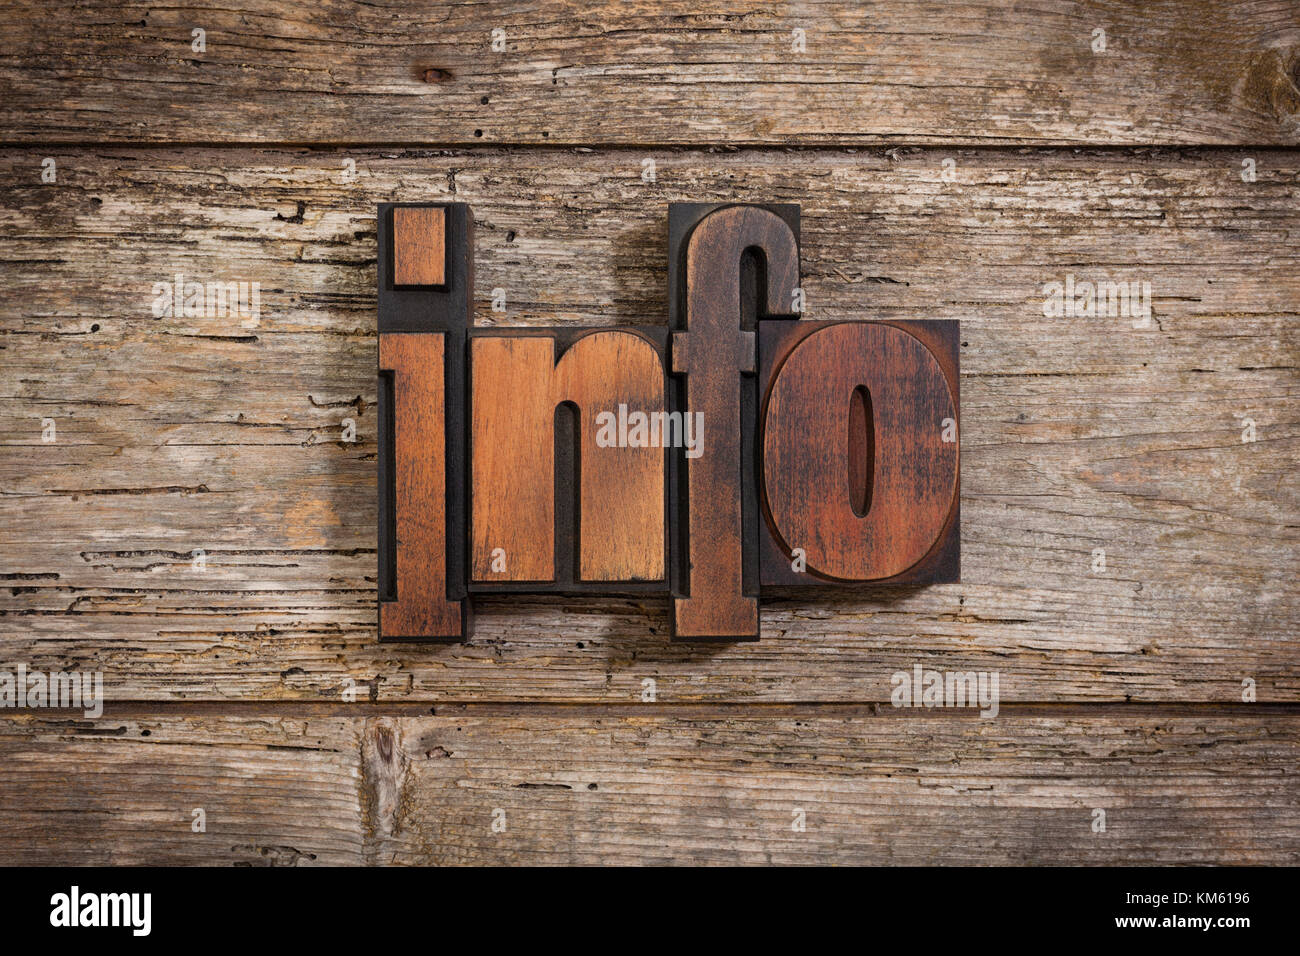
[[377, 203, 473, 641]]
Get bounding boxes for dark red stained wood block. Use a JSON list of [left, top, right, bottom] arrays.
[[392, 206, 446, 287], [758, 319, 961, 586]]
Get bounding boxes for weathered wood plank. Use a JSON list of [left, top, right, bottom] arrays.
[[0, 713, 1294, 865], [0, 147, 1296, 702], [1, 1, 1298, 146], [381, 714, 1300, 865], [0, 714, 363, 865]]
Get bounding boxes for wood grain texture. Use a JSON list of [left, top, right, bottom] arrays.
[[378, 333, 460, 639], [2, 1, 1298, 146], [391, 206, 445, 286], [470, 336, 555, 581], [2, 0, 1297, 869], [559, 332, 665, 582], [762, 321, 959, 580], [0, 714, 364, 865], [0, 712, 1295, 865], [0, 147, 1296, 702]]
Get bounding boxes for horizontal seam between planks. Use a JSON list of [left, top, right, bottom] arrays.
[[1, 701, 1298, 719], [1, 141, 1300, 152]]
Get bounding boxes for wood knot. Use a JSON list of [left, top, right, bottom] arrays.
[[1240, 49, 1300, 120], [422, 68, 454, 83]]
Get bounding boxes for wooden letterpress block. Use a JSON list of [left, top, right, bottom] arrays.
[[379, 333, 460, 638], [757, 319, 961, 587], [469, 330, 667, 586], [377, 203, 472, 641], [666, 203, 801, 641], [377, 201, 959, 645]]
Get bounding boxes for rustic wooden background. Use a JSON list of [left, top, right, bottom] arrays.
[[1, 1, 1298, 865]]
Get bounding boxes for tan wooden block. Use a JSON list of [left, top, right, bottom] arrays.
[[392, 206, 446, 286]]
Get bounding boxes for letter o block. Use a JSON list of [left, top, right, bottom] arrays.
[[761, 322, 959, 582]]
